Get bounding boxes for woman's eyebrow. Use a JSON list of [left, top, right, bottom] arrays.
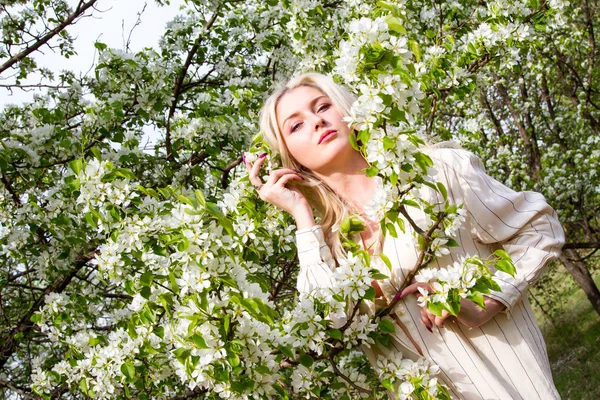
[[282, 95, 328, 130]]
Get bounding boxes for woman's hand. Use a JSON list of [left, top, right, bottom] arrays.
[[400, 282, 506, 331], [245, 154, 314, 227]]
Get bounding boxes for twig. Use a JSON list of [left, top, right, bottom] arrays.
[[0, 0, 98, 75], [339, 299, 363, 332], [377, 212, 447, 317], [124, 2, 147, 52], [220, 156, 243, 189], [328, 353, 374, 397], [165, 11, 220, 160], [0, 379, 39, 400]]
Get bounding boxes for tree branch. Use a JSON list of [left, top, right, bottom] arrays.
[[0, 250, 99, 369], [220, 156, 243, 189], [165, 11, 220, 160], [328, 353, 374, 397], [0, 0, 98, 75], [0, 379, 39, 400]]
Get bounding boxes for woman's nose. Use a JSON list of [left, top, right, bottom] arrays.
[[313, 116, 326, 130]]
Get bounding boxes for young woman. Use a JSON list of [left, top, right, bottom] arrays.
[[245, 73, 565, 399]]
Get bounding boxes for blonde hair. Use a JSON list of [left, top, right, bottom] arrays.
[[259, 73, 358, 261]]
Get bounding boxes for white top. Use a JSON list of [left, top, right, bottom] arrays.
[[295, 148, 565, 399]]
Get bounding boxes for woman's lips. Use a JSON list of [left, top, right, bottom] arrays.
[[319, 130, 337, 144]]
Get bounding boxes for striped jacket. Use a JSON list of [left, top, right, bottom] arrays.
[[295, 148, 564, 399]]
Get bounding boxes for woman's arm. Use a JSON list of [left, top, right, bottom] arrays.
[[295, 223, 337, 294], [402, 148, 565, 330], [442, 149, 565, 310]]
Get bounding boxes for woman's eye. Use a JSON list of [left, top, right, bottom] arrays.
[[291, 122, 302, 132], [318, 104, 331, 112]]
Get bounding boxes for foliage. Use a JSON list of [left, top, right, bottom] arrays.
[[534, 274, 600, 399], [0, 0, 587, 399]]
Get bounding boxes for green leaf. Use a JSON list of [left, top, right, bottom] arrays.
[[30, 313, 41, 323], [379, 253, 392, 272], [493, 249, 511, 260], [385, 15, 406, 34], [371, 272, 389, 280], [177, 194, 193, 207], [389, 108, 405, 123], [279, 345, 295, 359], [409, 40, 421, 62], [446, 238, 459, 247], [299, 354, 314, 368], [437, 182, 448, 201], [85, 212, 97, 229], [467, 292, 486, 309], [195, 189, 206, 206], [90, 147, 102, 160], [348, 132, 360, 150], [414, 152, 433, 172], [140, 286, 151, 300], [69, 158, 83, 175], [191, 334, 209, 349], [495, 259, 516, 277], [140, 271, 153, 286], [340, 215, 366, 237], [172, 348, 190, 364], [378, 318, 395, 333], [88, 335, 105, 346], [363, 286, 377, 301], [79, 378, 90, 396], [278, 345, 295, 360], [426, 301, 443, 316], [365, 165, 379, 177], [327, 329, 342, 340], [153, 326, 164, 339], [120, 362, 135, 379], [386, 222, 398, 238], [169, 271, 180, 293]]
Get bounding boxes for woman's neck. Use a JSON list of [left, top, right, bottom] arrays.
[[313, 152, 379, 215]]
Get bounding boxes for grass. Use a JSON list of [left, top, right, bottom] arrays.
[[534, 274, 600, 399]]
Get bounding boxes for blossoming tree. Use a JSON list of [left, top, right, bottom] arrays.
[[0, 0, 590, 399]]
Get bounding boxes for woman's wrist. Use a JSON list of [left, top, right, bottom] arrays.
[[292, 207, 315, 230]]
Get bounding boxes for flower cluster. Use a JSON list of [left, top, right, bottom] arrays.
[[414, 253, 515, 316], [376, 355, 444, 400]]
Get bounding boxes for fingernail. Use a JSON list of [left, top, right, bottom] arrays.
[[259, 153, 267, 159], [426, 326, 433, 333], [293, 169, 301, 173], [392, 291, 403, 303]]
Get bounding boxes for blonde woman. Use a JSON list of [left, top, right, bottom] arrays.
[[244, 73, 564, 399]]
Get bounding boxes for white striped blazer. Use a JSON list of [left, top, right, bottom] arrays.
[[295, 148, 565, 399]]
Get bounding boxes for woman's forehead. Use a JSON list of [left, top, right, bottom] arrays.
[[276, 86, 326, 118]]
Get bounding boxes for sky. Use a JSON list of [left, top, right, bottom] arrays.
[[0, 0, 186, 108]]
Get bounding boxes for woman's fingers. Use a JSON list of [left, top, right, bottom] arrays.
[[401, 281, 452, 329], [247, 154, 267, 187], [399, 282, 433, 298], [272, 173, 303, 188], [434, 310, 452, 327], [420, 307, 433, 330], [265, 168, 302, 186]]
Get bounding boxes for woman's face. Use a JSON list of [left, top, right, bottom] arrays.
[[276, 85, 355, 173]]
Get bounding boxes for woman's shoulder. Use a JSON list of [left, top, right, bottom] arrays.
[[422, 142, 484, 172]]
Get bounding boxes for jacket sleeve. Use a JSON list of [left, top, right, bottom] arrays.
[[434, 148, 565, 309], [295, 225, 337, 294]]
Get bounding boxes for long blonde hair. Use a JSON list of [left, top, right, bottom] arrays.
[[259, 73, 358, 261]]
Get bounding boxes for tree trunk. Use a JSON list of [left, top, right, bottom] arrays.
[[560, 249, 600, 317]]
